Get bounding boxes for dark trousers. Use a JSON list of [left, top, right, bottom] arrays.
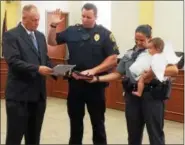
[[125, 91, 165, 145], [67, 81, 107, 145], [5, 100, 46, 145]]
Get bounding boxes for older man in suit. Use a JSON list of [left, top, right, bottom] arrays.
[[2, 4, 54, 145]]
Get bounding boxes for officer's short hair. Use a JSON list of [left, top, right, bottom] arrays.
[[149, 37, 164, 53], [135, 24, 152, 38], [82, 3, 98, 17]]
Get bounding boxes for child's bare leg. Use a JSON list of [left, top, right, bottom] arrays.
[[132, 76, 145, 97]]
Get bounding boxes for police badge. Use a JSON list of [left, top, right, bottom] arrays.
[[94, 33, 100, 41]]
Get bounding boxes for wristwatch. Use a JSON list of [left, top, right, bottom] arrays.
[[50, 24, 57, 28], [96, 76, 100, 82]]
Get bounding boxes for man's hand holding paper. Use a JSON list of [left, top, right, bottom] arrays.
[[52, 64, 76, 76]]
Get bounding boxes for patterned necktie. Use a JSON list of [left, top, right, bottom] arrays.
[[29, 32, 38, 51]]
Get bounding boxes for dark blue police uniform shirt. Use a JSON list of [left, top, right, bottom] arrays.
[[56, 24, 119, 71]]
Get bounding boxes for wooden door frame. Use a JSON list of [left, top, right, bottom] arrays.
[[45, 10, 69, 62]]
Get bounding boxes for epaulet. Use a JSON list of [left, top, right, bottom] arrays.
[[97, 24, 106, 30], [74, 23, 82, 27], [129, 45, 137, 51], [126, 48, 134, 53], [96, 24, 110, 34], [128, 48, 133, 51], [97, 24, 103, 28]]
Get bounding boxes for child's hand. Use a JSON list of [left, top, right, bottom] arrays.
[[142, 69, 154, 83]]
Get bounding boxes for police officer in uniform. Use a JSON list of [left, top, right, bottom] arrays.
[[90, 25, 179, 145], [47, 3, 119, 144]]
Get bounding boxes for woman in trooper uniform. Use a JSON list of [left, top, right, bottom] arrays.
[[89, 24, 179, 145]]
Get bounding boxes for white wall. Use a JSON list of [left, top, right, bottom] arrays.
[[68, 1, 84, 26], [111, 1, 184, 56], [111, 1, 139, 57], [153, 1, 183, 52]]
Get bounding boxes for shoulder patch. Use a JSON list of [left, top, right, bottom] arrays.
[[113, 45, 119, 51], [109, 33, 116, 42]]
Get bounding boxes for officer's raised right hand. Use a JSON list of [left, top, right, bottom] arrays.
[[50, 9, 64, 26], [38, 66, 53, 76]]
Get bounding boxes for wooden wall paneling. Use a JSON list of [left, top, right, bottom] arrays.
[[164, 70, 184, 123], [49, 59, 69, 99], [46, 76, 53, 97], [52, 78, 68, 99], [172, 70, 184, 84], [106, 80, 125, 111], [165, 86, 184, 123], [114, 80, 125, 111], [105, 81, 114, 108], [0, 58, 8, 98]]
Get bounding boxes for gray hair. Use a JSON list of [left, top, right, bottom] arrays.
[[22, 4, 38, 16]]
